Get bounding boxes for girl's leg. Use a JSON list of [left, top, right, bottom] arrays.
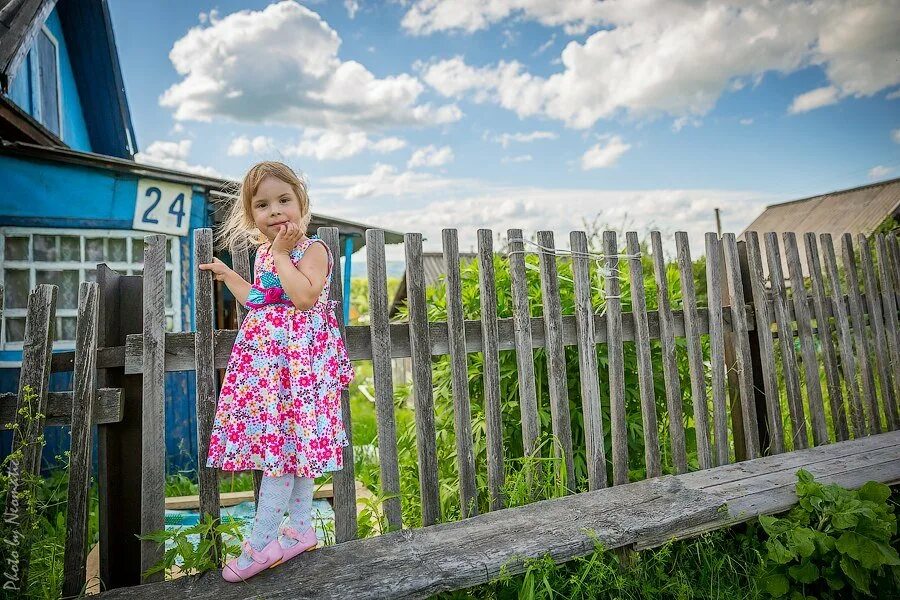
[[282, 476, 315, 547], [238, 472, 293, 568]]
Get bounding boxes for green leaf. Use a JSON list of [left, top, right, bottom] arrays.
[[831, 511, 859, 530], [760, 515, 793, 536], [873, 541, 900, 566], [797, 469, 813, 484], [764, 573, 790, 597], [840, 556, 870, 594], [857, 481, 890, 504], [823, 566, 845, 590], [836, 532, 885, 569], [767, 539, 795, 564], [788, 529, 816, 558], [788, 561, 819, 584]]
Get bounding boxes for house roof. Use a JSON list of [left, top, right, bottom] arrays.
[[0, 0, 137, 158], [389, 251, 477, 318], [740, 177, 900, 278]]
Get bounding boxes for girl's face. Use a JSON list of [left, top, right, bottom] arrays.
[[249, 175, 304, 241]]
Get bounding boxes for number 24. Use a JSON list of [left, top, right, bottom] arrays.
[[142, 187, 186, 227]]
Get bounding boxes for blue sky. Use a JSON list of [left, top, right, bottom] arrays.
[[108, 0, 900, 255]]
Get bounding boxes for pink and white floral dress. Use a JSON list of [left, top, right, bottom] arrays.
[[206, 236, 354, 478]]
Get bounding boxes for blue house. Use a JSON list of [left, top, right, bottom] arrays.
[[0, 0, 401, 474]]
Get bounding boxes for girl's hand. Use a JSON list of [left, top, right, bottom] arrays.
[[272, 222, 302, 255], [198, 258, 234, 282]]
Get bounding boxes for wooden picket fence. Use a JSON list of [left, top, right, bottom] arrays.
[[1, 226, 899, 599]]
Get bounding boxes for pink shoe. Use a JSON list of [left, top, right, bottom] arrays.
[[279, 525, 319, 562], [222, 538, 284, 582]]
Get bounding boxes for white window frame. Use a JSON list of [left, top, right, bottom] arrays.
[[0, 227, 183, 357], [28, 24, 63, 139]]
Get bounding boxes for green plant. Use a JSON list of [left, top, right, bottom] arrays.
[[758, 469, 899, 598], [138, 513, 244, 578]]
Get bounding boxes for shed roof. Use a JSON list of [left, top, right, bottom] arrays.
[[740, 177, 900, 278]]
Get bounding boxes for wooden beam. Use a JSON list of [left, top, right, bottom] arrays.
[[0, 388, 123, 427]]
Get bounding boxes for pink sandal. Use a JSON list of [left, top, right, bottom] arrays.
[[279, 525, 319, 562], [222, 538, 284, 582]]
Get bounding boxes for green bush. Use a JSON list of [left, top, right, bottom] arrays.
[[759, 469, 899, 598]]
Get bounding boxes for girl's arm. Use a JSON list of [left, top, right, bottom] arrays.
[[198, 259, 252, 306], [271, 223, 329, 310]]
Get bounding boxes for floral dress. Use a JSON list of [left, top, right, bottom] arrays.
[[206, 236, 354, 478]]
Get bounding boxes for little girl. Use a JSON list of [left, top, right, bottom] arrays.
[[200, 161, 354, 582]]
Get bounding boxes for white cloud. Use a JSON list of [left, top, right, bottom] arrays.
[[869, 165, 894, 180], [407, 145, 454, 168], [672, 116, 701, 132], [135, 140, 221, 177], [401, 0, 605, 35], [161, 1, 461, 130], [888, 89, 900, 100], [534, 34, 556, 56], [502, 154, 533, 163], [891, 129, 900, 144], [489, 130, 558, 148], [227, 130, 406, 160], [320, 163, 461, 200], [227, 135, 274, 156], [420, 1, 900, 128], [789, 86, 840, 114], [345, 0, 359, 19], [740, 118, 754, 125], [581, 136, 630, 170]]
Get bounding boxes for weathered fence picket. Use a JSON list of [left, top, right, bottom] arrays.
[[705, 233, 730, 466], [875, 234, 900, 430], [604, 231, 629, 485]]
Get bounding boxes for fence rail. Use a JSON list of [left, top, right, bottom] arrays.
[[2, 226, 899, 595]]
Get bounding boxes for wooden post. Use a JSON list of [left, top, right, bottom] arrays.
[[705, 233, 730, 466], [140, 235, 167, 581], [443, 229, 478, 518], [194, 229, 222, 563], [604, 231, 629, 485], [536, 230, 575, 493], [319, 226, 359, 542], [3, 284, 56, 593], [97, 265, 145, 588], [62, 282, 100, 597], [405, 233, 441, 526], [366, 229, 402, 531]]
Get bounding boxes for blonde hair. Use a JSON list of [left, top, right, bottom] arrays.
[[217, 161, 312, 251]]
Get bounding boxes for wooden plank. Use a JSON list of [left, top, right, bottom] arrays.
[[705, 233, 729, 466], [50, 345, 126, 373], [367, 229, 403, 530], [507, 229, 540, 473], [820, 234, 866, 438], [841, 234, 881, 434], [722, 234, 760, 459], [405, 233, 441, 526], [570, 231, 607, 490], [764, 233, 807, 449], [96, 268, 145, 588], [193, 229, 222, 564], [603, 231, 629, 484], [318, 226, 358, 542], [650, 232, 688, 474], [96, 477, 724, 600], [783, 233, 828, 446], [875, 234, 900, 431], [858, 234, 897, 431], [63, 282, 100, 597], [479, 229, 508, 508], [537, 230, 576, 492], [803, 233, 848, 441], [626, 232, 661, 478], [141, 234, 167, 581], [0, 388, 122, 427], [4, 284, 56, 593], [744, 233, 784, 454], [229, 237, 252, 326], [443, 229, 478, 518], [675, 231, 712, 470], [123, 301, 748, 372]]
